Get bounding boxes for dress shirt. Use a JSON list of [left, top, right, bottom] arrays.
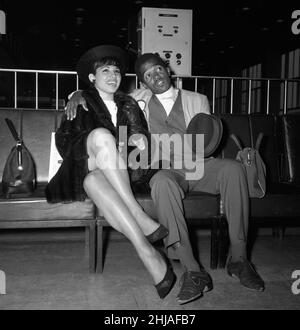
[[103, 100, 118, 127], [155, 86, 178, 116]]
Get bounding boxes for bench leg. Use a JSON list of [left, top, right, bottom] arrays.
[[272, 226, 280, 238], [210, 217, 219, 269], [218, 216, 229, 268], [96, 222, 104, 273], [85, 227, 89, 257], [272, 226, 286, 240], [279, 226, 286, 240], [88, 222, 96, 273]]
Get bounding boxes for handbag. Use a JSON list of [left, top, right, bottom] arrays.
[[230, 133, 266, 198], [1, 118, 36, 198]]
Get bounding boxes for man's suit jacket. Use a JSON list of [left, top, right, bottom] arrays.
[[130, 88, 211, 128]]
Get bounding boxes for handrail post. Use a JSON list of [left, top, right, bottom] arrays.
[[248, 79, 252, 114], [230, 79, 234, 114], [266, 80, 270, 115], [14, 72, 17, 109], [176, 77, 183, 89], [35, 72, 39, 109], [56, 73, 59, 110], [212, 78, 216, 114], [76, 75, 79, 91], [195, 78, 198, 92], [284, 80, 288, 114]]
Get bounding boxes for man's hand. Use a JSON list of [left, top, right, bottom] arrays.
[[65, 91, 88, 120], [131, 136, 146, 150]]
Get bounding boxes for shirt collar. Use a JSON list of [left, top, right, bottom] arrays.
[[156, 86, 177, 101]]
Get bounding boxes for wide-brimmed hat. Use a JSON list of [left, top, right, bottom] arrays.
[[76, 45, 128, 85], [186, 113, 223, 158]]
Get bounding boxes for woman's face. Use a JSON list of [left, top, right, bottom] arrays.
[[89, 65, 121, 99]]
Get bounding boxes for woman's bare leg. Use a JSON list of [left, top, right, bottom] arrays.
[[87, 128, 159, 236], [83, 169, 166, 284]]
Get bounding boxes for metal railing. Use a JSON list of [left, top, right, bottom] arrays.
[[1, 68, 300, 114], [172, 75, 300, 115]]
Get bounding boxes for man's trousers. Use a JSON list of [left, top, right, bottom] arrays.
[[149, 158, 249, 260]]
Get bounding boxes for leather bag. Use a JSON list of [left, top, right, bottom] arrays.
[[231, 133, 266, 198], [1, 118, 36, 198]]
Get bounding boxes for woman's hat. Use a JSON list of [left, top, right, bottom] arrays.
[[186, 113, 223, 158], [76, 45, 128, 85]]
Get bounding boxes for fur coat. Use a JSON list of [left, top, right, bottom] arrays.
[[45, 87, 151, 203]]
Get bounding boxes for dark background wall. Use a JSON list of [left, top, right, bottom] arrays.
[[0, 0, 299, 76]]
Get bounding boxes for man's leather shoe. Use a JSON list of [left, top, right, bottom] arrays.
[[176, 269, 213, 305], [227, 259, 265, 292]]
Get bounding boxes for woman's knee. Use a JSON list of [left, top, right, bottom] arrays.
[[87, 128, 115, 149], [83, 170, 106, 192], [87, 128, 117, 161], [83, 171, 96, 192]]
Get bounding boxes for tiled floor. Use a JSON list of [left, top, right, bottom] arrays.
[[0, 228, 299, 310]]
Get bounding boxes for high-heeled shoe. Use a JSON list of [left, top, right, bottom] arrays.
[[146, 224, 169, 244], [154, 250, 176, 299]]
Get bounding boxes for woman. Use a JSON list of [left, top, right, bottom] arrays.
[[45, 45, 175, 299]]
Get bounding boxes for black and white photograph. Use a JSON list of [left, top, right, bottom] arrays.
[[0, 0, 299, 314]]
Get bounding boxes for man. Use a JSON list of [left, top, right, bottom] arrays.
[[66, 53, 264, 305]]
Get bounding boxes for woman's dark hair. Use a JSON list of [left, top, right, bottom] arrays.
[[92, 56, 123, 75]]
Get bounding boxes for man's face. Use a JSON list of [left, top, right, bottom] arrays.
[[142, 63, 171, 94]]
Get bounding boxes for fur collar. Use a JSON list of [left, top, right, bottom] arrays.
[[82, 87, 136, 131]]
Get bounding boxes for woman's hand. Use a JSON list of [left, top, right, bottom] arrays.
[[65, 91, 88, 120]]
